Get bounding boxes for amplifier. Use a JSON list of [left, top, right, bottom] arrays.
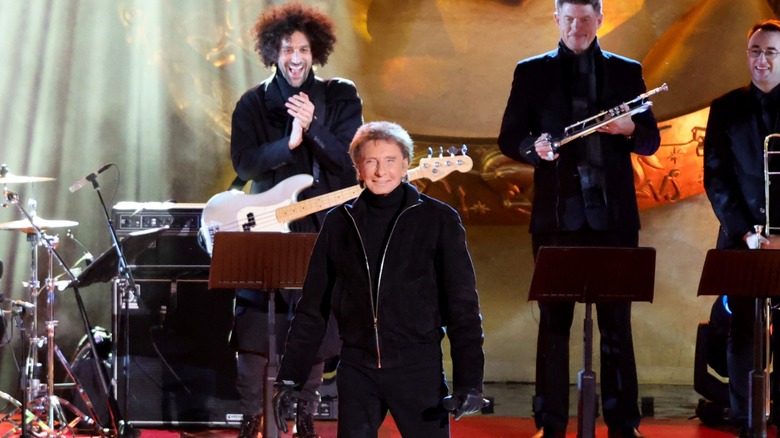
[[108, 201, 240, 426], [112, 201, 205, 237]]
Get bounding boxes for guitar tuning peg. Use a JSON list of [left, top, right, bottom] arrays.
[[461, 144, 468, 156], [447, 146, 457, 156], [427, 147, 433, 158], [438, 146, 444, 157]]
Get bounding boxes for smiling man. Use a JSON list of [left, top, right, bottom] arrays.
[[228, 4, 363, 438], [704, 19, 780, 438], [498, 1, 660, 437], [273, 121, 485, 438]]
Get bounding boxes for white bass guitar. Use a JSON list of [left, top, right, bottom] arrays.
[[200, 149, 473, 255]]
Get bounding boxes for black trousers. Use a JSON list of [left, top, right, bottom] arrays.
[[531, 226, 641, 433], [336, 360, 450, 438]]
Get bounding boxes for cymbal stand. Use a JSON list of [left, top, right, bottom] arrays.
[[3, 189, 107, 436], [16, 193, 42, 438]]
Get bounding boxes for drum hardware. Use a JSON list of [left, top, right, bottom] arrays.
[[0, 164, 55, 185], [0, 217, 79, 234], [542, 83, 669, 153], [1, 181, 108, 436]]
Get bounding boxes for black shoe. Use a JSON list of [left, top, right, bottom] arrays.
[[531, 427, 565, 438], [607, 427, 645, 438], [238, 413, 261, 438], [294, 400, 320, 438]]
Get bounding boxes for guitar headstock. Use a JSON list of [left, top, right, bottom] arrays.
[[412, 145, 473, 182]]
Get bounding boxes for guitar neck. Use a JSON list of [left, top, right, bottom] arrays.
[[276, 167, 427, 223], [276, 185, 364, 223]]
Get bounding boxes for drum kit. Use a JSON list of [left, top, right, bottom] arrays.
[[0, 164, 109, 437]]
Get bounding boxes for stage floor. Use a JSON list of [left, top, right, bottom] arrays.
[[0, 383, 755, 437], [150, 383, 749, 437], [155, 418, 753, 438]]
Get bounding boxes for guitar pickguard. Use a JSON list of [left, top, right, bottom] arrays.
[[199, 174, 313, 254]]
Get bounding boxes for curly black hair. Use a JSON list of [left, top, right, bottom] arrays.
[[251, 3, 337, 67]]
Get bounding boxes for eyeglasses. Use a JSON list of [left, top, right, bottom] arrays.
[[748, 48, 780, 60]]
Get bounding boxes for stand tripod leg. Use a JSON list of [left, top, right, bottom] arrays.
[[577, 302, 596, 438], [263, 289, 280, 438], [748, 297, 769, 438], [0, 391, 23, 437], [54, 344, 106, 434]]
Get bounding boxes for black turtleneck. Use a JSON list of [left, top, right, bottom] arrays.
[[361, 184, 407, 296]]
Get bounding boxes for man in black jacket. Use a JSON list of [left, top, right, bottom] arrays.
[[704, 19, 780, 438], [229, 4, 362, 437], [273, 121, 485, 438], [498, 1, 660, 437]]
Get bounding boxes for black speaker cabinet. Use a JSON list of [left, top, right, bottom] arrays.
[[114, 234, 241, 427]]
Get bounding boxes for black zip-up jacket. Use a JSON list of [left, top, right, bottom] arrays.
[[278, 183, 485, 394]]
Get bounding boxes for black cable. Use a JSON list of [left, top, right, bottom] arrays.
[[148, 325, 192, 395]]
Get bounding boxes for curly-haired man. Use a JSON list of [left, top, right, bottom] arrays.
[[229, 3, 363, 437]]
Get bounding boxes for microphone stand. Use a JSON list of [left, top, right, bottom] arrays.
[[78, 174, 137, 437], [4, 189, 111, 436]]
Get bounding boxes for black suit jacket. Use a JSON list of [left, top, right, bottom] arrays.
[[498, 43, 660, 233], [704, 85, 780, 249]]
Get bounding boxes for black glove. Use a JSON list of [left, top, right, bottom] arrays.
[[442, 388, 486, 421], [272, 381, 297, 433]]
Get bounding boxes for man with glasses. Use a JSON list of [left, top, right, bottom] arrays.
[[498, 0, 660, 437], [704, 18, 780, 438]]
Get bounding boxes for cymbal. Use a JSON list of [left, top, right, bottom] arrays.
[[0, 216, 78, 233], [0, 173, 55, 184]]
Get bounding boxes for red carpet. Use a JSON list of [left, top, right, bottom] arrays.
[[0, 414, 762, 437], [133, 417, 756, 438]]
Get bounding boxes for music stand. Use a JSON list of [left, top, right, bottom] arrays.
[[528, 246, 656, 438], [71, 226, 169, 289], [59, 226, 167, 427], [697, 249, 780, 438], [209, 231, 317, 438]]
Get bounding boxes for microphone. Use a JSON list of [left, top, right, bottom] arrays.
[[10, 300, 35, 310], [69, 163, 113, 193]]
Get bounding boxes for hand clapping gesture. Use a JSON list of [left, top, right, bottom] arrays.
[[286, 91, 315, 149]]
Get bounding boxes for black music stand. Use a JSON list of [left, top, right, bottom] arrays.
[[72, 226, 168, 289], [62, 226, 167, 427], [697, 249, 780, 438], [209, 231, 317, 438], [528, 246, 656, 438]]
